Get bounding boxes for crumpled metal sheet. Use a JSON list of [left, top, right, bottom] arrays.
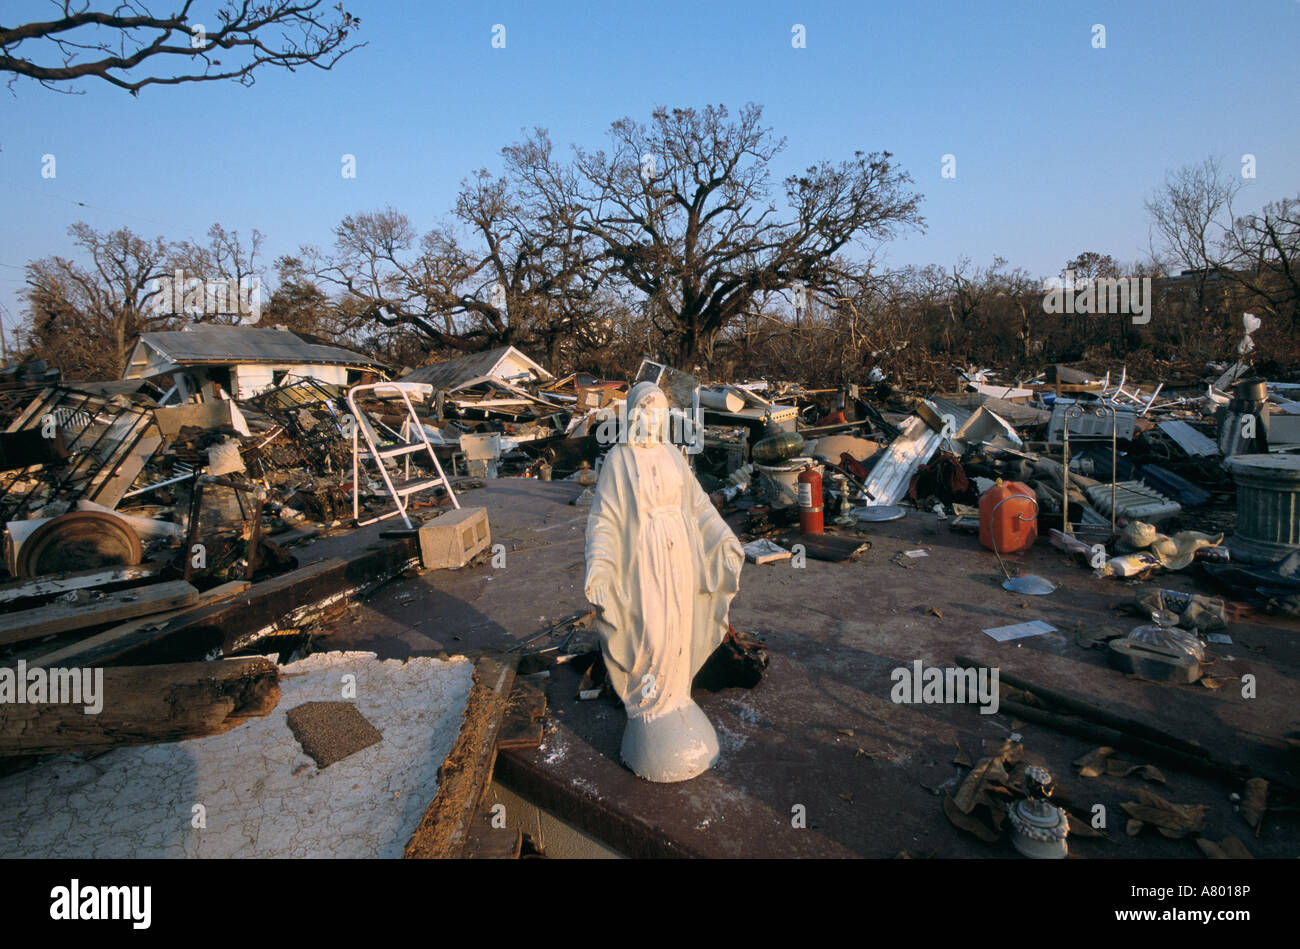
[[861, 414, 944, 506]]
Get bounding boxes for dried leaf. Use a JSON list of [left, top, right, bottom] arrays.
[[1241, 778, 1267, 829], [943, 794, 1000, 842], [1074, 746, 1113, 778], [1120, 790, 1208, 838], [1077, 746, 1164, 783], [1126, 819, 1144, 836], [952, 744, 972, 768], [1105, 760, 1167, 784], [982, 738, 1022, 764], [1197, 835, 1254, 858], [954, 756, 1001, 813], [984, 758, 1011, 784], [927, 606, 944, 619], [1135, 765, 1166, 783]]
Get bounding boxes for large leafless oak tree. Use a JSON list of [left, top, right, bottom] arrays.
[[506, 103, 925, 367]]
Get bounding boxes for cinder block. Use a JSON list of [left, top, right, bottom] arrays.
[[418, 506, 491, 569]]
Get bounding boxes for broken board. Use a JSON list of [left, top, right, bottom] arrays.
[[27, 581, 248, 667], [404, 655, 518, 859], [463, 802, 524, 859], [0, 579, 200, 647], [496, 680, 547, 751], [784, 532, 872, 562], [0, 562, 164, 607]]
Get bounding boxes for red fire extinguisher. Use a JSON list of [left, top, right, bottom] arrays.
[[798, 464, 823, 534]]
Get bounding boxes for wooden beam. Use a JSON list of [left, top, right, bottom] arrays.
[[0, 580, 200, 646], [0, 657, 279, 756], [35, 538, 420, 669], [29, 581, 249, 668], [404, 655, 518, 859]]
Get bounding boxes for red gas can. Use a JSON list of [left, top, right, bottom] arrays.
[[798, 464, 824, 534], [979, 480, 1037, 553]]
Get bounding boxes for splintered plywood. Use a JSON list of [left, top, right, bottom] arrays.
[[0, 651, 472, 858]]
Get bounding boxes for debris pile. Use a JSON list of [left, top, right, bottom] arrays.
[[3, 326, 1298, 858]]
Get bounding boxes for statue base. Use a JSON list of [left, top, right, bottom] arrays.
[[621, 699, 720, 783]]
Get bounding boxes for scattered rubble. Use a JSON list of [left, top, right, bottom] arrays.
[[3, 329, 1299, 858]]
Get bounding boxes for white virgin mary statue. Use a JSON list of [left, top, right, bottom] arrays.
[[584, 381, 745, 782]]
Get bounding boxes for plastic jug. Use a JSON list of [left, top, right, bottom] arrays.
[[979, 480, 1038, 553]]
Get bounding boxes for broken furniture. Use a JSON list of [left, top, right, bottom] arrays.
[[458, 432, 502, 479]]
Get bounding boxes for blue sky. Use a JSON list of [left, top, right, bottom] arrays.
[[2, 0, 1298, 346]]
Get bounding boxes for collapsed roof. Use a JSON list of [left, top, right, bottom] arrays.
[[400, 345, 554, 391]]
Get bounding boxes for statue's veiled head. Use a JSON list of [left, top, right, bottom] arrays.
[[625, 381, 671, 446]]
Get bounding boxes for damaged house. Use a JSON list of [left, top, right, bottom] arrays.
[[400, 345, 554, 392], [122, 325, 389, 402]]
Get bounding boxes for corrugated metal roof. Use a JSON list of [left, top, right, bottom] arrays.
[[400, 346, 551, 390], [1158, 420, 1218, 457], [137, 327, 383, 368]]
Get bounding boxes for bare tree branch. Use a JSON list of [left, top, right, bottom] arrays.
[[1, 1, 363, 94]]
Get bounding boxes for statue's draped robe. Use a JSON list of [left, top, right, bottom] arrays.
[[584, 440, 743, 720]]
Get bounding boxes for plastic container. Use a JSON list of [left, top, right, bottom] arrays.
[[756, 457, 821, 509], [1129, 610, 1206, 662], [979, 480, 1038, 553], [1106, 552, 1162, 577]]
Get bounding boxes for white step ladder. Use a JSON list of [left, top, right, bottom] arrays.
[[348, 382, 459, 528]]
